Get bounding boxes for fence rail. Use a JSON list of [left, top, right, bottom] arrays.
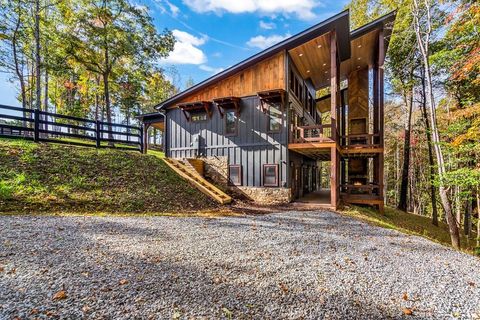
[[0, 104, 144, 152]]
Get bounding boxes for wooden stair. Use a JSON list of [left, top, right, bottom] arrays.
[[163, 158, 232, 204]]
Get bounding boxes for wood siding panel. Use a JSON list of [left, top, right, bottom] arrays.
[[177, 52, 285, 104], [166, 96, 288, 188]]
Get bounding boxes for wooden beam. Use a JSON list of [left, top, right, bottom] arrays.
[[330, 31, 338, 142]]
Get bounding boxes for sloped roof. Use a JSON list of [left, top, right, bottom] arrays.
[[155, 10, 396, 111]]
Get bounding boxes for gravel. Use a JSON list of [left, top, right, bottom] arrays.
[[0, 211, 479, 319]]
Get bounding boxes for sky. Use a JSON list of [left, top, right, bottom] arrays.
[[0, 0, 349, 107]]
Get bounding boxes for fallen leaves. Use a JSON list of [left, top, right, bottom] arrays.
[[119, 279, 129, 285], [52, 290, 67, 300], [403, 308, 413, 316], [278, 282, 289, 294], [403, 292, 409, 301]]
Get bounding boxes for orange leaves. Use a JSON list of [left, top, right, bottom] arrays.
[[403, 308, 413, 316], [119, 279, 129, 285], [52, 290, 67, 300]]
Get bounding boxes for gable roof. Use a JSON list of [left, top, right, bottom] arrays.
[[155, 10, 396, 111]]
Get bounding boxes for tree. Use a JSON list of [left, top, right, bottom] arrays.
[[412, 0, 460, 249], [61, 0, 175, 141]]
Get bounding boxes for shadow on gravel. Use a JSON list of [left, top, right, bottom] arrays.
[[0, 215, 413, 319]]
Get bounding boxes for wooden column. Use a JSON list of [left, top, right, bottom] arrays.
[[377, 29, 385, 199], [142, 123, 150, 154], [330, 30, 340, 208]]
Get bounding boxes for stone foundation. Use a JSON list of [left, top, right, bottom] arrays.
[[200, 155, 291, 205], [201, 156, 229, 189], [232, 186, 292, 205]]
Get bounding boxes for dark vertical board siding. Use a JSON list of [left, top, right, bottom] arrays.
[[166, 96, 288, 188]]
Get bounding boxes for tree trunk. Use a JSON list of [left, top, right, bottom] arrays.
[[420, 74, 439, 226], [12, 12, 26, 111], [476, 191, 480, 249], [103, 72, 114, 146], [34, 0, 41, 111], [464, 196, 472, 237], [398, 92, 413, 211], [413, 0, 460, 249], [95, 76, 100, 121]]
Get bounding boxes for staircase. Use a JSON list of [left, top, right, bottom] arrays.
[[162, 158, 232, 205]]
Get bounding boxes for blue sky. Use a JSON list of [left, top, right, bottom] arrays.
[[0, 0, 349, 107]]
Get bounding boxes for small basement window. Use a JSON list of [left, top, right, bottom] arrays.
[[263, 164, 279, 187], [228, 165, 242, 186], [225, 109, 238, 136]]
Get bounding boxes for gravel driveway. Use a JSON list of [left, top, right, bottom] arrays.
[[1, 211, 479, 319]]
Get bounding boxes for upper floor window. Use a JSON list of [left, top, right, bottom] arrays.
[[191, 112, 207, 122], [267, 102, 282, 132], [225, 109, 238, 136]]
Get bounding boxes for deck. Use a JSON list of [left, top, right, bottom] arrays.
[[289, 125, 383, 158]]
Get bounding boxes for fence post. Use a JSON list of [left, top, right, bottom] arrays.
[[95, 120, 101, 148], [34, 109, 39, 142], [139, 124, 144, 153]]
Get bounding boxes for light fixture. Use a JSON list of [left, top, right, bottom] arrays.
[[317, 44, 322, 48], [357, 65, 361, 69], [299, 53, 303, 57], [306, 70, 310, 73], [324, 71, 328, 74], [323, 63, 326, 66], [358, 44, 362, 48], [357, 57, 361, 60]]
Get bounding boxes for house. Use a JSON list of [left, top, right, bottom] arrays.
[[139, 10, 396, 212]]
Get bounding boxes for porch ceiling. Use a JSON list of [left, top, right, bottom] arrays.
[[288, 29, 380, 90]]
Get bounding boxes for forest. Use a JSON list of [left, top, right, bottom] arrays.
[[346, 0, 479, 250], [0, 0, 479, 251]]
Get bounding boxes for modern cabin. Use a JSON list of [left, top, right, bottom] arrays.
[[139, 10, 396, 212]]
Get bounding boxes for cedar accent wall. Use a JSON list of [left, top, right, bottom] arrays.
[[177, 52, 286, 104], [347, 67, 369, 131]]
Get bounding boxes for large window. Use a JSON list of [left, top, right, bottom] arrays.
[[228, 165, 242, 186], [225, 110, 238, 136], [267, 103, 282, 133], [263, 164, 279, 187]]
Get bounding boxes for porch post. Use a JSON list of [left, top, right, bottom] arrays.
[[378, 29, 385, 199], [330, 30, 340, 209], [142, 123, 150, 154]]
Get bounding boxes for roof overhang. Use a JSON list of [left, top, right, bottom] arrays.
[[155, 9, 396, 111], [155, 10, 351, 111]]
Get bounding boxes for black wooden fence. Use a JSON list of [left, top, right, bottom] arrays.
[[0, 104, 144, 152]]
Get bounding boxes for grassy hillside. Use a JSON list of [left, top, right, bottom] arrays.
[[0, 138, 217, 214], [341, 206, 478, 254]]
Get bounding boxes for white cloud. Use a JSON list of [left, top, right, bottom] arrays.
[[199, 65, 224, 74], [259, 20, 276, 30], [246, 34, 291, 50], [161, 30, 208, 65], [165, 0, 180, 17], [182, 0, 320, 20], [154, 0, 180, 17]]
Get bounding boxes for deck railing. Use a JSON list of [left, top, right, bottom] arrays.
[[290, 124, 333, 143], [340, 133, 380, 148], [340, 184, 381, 196]]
